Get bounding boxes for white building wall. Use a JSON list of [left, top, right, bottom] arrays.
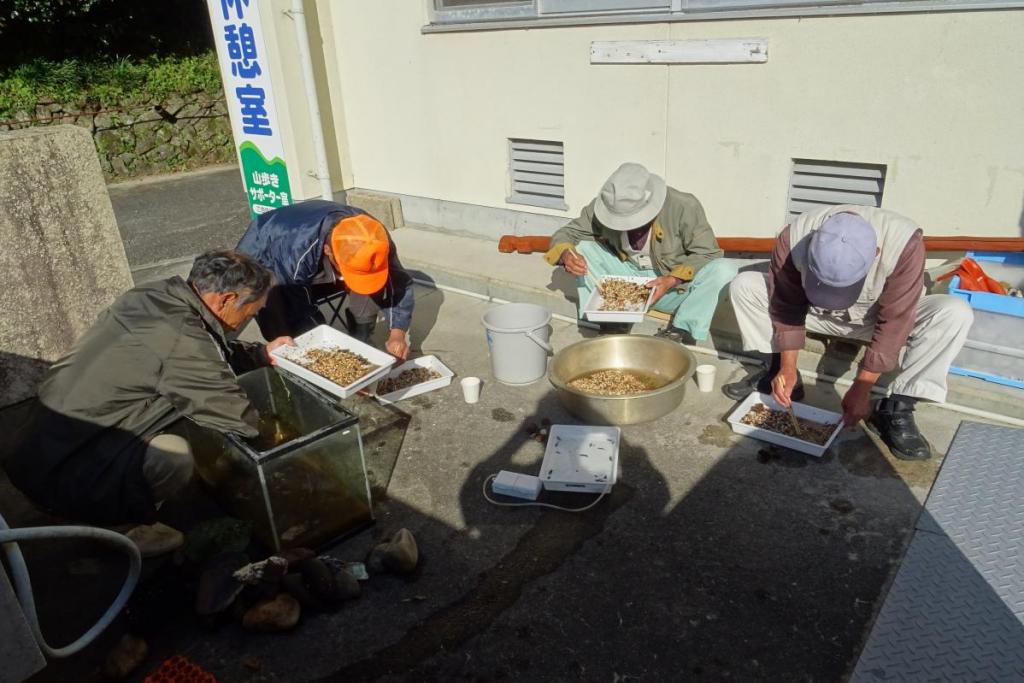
[[310, 1, 1023, 237]]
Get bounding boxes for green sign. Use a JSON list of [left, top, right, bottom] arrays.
[[239, 141, 292, 216]]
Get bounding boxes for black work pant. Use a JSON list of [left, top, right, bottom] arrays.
[[256, 283, 379, 341]]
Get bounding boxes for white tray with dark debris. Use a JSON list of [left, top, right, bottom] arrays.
[[371, 355, 454, 405], [726, 392, 843, 458], [582, 276, 656, 323], [270, 325, 396, 399], [539, 425, 621, 494]]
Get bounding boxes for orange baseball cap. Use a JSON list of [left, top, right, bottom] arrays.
[[329, 214, 390, 295]]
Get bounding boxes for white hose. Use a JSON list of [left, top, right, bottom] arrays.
[[0, 511, 141, 659]]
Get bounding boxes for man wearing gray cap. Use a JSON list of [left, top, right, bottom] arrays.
[[723, 206, 973, 460], [544, 163, 736, 340]]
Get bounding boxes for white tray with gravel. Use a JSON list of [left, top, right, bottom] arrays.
[[582, 276, 656, 323], [371, 355, 454, 405], [726, 392, 843, 457], [270, 325, 396, 399]]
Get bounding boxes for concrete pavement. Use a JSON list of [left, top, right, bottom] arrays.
[[5, 167, 1006, 680], [10, 284, 978, 683], [108, 165, 250, 269]]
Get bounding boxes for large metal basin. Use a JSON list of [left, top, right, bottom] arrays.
[[549, 335, 696, 425]]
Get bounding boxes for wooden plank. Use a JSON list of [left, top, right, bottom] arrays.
[[793, 162, 884, 179], [791, 174, 883, 193], [591, 38, 768, 65]]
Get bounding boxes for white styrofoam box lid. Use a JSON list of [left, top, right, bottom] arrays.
[[270, 325, 396, 399], [582, 276, 655, 323], [540, 425, 621, 487], [371, 355, 455, 404]]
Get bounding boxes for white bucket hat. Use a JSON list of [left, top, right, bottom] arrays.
[[593, 163, 667, 232]]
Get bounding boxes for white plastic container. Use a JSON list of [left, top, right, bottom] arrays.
[[270, 325, 396, 399], [461, 377, 481, 404], [695, 364, 717, 392], [481, 303, 552, 386], [539, 425, 621, 494], [726, 392, 843, 458], [371, 355, 454, 405], [582, 276, 656, 323], [951, 309, 1024, 388]]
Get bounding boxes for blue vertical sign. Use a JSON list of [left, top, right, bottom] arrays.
[[208, 0, 292, 218]]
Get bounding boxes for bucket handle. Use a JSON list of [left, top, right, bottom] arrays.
[[525, 326, 553, 354]]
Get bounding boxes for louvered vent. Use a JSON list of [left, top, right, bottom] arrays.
[[508, 138, 567, 210], [786, 159, 886, 220]]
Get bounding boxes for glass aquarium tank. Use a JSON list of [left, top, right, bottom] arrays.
[[186, 367, 373, 551]]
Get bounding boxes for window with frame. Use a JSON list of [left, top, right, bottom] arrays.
[[430, 0, 1023, 26]]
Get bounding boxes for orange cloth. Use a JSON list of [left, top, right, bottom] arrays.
[[329, 214, 389, 295]]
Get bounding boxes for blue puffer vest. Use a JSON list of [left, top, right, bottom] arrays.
[[237, 199, 366, 286]]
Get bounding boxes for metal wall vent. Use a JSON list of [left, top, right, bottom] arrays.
[[508, 138, 568, 210], [786, 159, 886, 220]]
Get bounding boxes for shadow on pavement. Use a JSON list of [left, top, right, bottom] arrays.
[[5, 346, 1020, 683]]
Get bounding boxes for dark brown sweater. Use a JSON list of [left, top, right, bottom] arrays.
[[767, 225, 925, 373]]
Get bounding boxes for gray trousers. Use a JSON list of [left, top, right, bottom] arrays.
[[729, 272, 974, 403], [142, 434, 194, 504]]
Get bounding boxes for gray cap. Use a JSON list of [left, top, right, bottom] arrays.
[[802, 212, 877, 310], [593, 163, 667, 232]]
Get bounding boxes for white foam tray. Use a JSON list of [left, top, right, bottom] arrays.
[[371, 355, 454, 405], [726, 392, 843, 458], [582, 276, 656, 323], [539, 425, 621, 494], [270, 325, 396, 399]]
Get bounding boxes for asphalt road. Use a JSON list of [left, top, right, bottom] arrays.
[[108, 165, 252, 268]]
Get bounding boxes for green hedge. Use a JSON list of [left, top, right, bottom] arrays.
[[0, 51, 223, 120]]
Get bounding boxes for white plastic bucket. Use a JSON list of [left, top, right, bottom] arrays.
[[481, 303, 553, 385]]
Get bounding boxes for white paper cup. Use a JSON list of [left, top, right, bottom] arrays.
[[461, 377, 482, 403], [695, 364, 717, 393]]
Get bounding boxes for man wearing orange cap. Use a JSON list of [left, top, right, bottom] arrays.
[[237, 200, 414, 359]]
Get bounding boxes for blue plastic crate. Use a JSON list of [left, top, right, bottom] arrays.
[[948, 251, 1024, 317], [948, 252, 1024, 389]]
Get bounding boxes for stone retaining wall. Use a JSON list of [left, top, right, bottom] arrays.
[[0, 93, 235, 182]]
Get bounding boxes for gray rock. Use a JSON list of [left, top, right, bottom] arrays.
[[367, 528, 419, 575], [336, 569, 361, 600], [242, 594, 300, 633], [0, 126, 132, 407], [102, 634, 148, 680], [195, 552, 248, 615]]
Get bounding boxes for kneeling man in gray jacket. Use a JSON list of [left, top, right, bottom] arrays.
[[4, 251, 293, 553]]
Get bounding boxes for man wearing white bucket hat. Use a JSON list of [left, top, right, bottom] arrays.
[[545, 163, 736, 340]]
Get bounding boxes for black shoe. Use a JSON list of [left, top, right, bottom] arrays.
[[867, 396, 932, 460], [654, 325, 695, 345], [721, 353, 805, 402], [597, 322, 632, 335]]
